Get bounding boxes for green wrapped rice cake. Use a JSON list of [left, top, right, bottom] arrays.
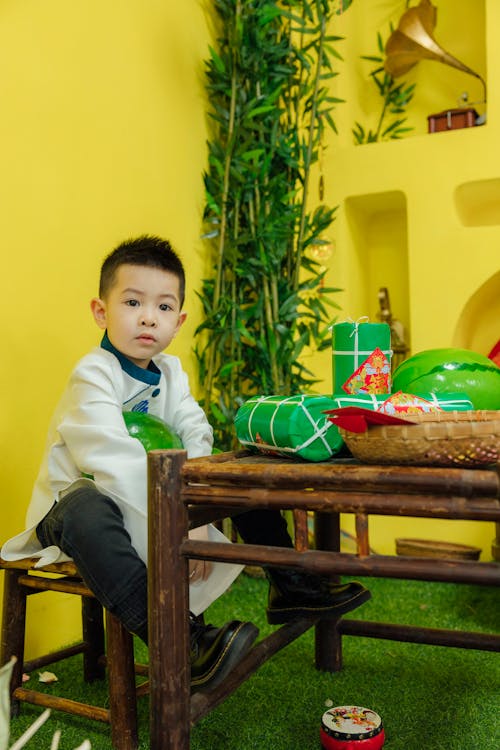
[[234, 395, 343, 461]]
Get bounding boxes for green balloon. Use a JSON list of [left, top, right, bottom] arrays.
[[392, 348, 500, 410], [123, 411, 183, 452]]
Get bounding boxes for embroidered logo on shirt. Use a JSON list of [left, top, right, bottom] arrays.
[[132, 400, 149, 414]]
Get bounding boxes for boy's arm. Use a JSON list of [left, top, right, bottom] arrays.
[[159, 357, 214, 458]]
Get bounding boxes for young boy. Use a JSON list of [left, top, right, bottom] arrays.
[[2, 235, 370, 690]]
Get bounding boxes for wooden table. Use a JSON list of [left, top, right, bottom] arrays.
[[146, 450, 500, 750]]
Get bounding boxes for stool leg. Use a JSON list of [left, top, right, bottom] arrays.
[[1, 569, 27, 716], [106, 610, 139, 750], [81, 595, 106, 681]]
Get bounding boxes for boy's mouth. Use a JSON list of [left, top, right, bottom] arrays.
[[136, 334, 156, 342]]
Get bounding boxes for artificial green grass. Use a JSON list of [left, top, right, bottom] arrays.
[[7, 575, 500, 750]]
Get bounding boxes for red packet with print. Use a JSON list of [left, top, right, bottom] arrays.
[[378, 391, 442, 416], [488, 339, 500, 367], [342, 347, 391, 395], [325, 406, 416, 433]]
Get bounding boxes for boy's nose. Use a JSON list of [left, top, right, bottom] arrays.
[[141, 314, 157, 327]]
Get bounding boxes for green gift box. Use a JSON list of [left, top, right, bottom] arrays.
[[332, 319, 392, 394], [234, 394, 343, 462]]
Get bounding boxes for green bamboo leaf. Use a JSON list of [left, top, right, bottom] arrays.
[[258, 5, 282, 25], [381, 118, 406, 135], [334, 0, 353, 14], [208, 45, 226, 74], [244, 105, 280, 120], [240, 148, 266, 162], [219, 360, 244, 377], [209, 399, 224, 420]]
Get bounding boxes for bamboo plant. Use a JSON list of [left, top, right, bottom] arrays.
[[196, 0, 351, 449], [352, 29, 415, 144]]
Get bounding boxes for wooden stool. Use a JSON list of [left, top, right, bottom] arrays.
[[0, 556, 147, 750]]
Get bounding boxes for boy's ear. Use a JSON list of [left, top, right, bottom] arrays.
[[174, 311, 187, 336], [90, 297, 107, 330]]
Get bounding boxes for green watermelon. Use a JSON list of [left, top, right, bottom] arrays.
[[392, 348, 500, 410], [123, 411, 183, 452]]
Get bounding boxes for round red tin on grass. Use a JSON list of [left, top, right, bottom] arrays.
[[320, 706, 385, 750]]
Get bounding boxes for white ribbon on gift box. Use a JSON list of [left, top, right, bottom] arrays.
[[332, 317, 392, 372], [349, 316, 370, 371]]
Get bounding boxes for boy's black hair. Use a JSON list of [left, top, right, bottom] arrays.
[[99, 235, 186, 306]]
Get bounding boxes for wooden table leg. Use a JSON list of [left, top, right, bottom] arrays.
[[314, 511, 343, 672], [492, 521, 500, 561], [293, 509, 309, 552], [355, 513, 370, 557], [148, 450, 190, 750]]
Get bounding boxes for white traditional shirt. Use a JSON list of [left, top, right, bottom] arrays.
[[2, 335, 242, 613]]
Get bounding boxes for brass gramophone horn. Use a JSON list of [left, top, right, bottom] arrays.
[[384, 0, 486, 102]]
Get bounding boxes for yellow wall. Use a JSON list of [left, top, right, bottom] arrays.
[[0, 0, 213, 657], [0, 1, 498, 657]]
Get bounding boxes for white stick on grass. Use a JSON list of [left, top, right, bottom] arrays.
[[8, 708, 51, 750]]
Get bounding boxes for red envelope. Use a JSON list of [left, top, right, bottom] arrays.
[[324, 406, 418, 433], [341, 347, 391, 394]]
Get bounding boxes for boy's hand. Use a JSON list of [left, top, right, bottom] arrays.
[[188, 526, 213, 583]]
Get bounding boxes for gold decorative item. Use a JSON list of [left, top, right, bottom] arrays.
[[307, 239, 334, 290], [384, 0, 486, 128], [377, 287, 408, 371]]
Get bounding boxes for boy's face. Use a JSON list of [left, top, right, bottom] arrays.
[[91, 264, 186, 368]]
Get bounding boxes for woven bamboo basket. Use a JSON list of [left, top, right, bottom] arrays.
[[395, 538, 481, 560], [339, 410, 500, 467]]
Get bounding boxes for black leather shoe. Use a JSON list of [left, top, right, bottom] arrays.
[[190, 616, 259, 692], [266, 568, 371, 624]]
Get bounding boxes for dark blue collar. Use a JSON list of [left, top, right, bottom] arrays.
[[100, 332, 161, 385]]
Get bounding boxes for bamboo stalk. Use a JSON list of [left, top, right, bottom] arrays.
[[204, 0, 242, 407], [292, 12, 328, 292]]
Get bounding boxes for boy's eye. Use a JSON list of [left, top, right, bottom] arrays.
[[159, 303, 172, 312], [125, 299, 139, 307]]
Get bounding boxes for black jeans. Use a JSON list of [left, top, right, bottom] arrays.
[[36, 486, 293, 644]]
